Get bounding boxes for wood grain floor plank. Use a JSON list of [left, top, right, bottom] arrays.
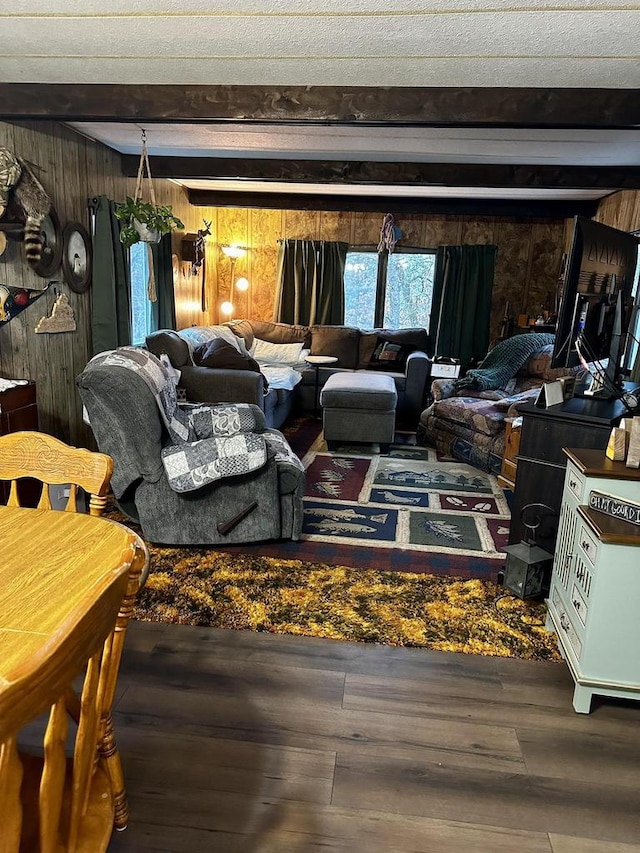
[[517, 725, 640, 787], [549, 835, 640, 853], [105, 621, 640, 852], [109, 791, 555, 853], [332, 752, 640, 844], [117, 728, 335, 804], [114, 680, 525, 774], [343, 671, 640, 735]]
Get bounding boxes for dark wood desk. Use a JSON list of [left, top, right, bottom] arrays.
[[509, 391, 637, 554]]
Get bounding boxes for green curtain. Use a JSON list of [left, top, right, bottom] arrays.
[[429, 244, 497, 371], [91, 196, 131, 354], [150, 234, 176, 332], [274, 239, 348, 325]]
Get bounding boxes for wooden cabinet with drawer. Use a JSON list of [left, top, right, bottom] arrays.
[[0, 381, 38, 505], [545, 447, 640, 713]]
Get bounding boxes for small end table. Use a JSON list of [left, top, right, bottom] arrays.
[[305, 355, 338, 416]]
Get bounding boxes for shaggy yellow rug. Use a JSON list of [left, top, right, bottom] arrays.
[[128, 541, 560, 661]]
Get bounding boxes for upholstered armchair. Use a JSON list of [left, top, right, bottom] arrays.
[[77, 348, 305, 545]]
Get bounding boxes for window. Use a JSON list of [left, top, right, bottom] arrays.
[[344, 248, 435, 330], [129, 242, 154, 345]]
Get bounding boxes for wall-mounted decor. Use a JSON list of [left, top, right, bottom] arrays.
[[62, 221, 92, 293], [0, 281, 51, 325], [27, 206, 63, 278], [35, 292, 76, 334]]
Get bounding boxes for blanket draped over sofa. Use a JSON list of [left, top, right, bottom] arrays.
[[453, 333, 555, 392]]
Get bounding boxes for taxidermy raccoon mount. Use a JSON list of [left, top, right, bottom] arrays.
[[0, 146, 52, 265]]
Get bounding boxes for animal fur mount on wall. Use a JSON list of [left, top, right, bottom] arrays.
[[0, 147, 21, 219], [0, 146, 52, 268], [35, 292, 76, 334]]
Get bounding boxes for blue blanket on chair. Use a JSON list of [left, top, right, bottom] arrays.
[[454, 333, 555, 392]]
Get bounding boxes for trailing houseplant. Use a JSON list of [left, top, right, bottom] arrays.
[[115, 196, 184, 249]]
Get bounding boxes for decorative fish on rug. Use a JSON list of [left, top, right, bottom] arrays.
[[445, 496, 466, 506], [379, 490, 421, 504], [307, 521, 377, 534], [306, 507, 388, 524]]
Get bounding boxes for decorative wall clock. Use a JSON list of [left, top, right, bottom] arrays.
[[62, 221, 92, 293], [28, 206, 63, 279]]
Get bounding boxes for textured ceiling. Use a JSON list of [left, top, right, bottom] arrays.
[[2, 2, 639, 202], [1, 1, 639, 87]]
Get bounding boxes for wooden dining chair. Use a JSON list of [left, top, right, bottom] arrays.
[[0, 430, 149, 848], [0, 429, 113, 515]]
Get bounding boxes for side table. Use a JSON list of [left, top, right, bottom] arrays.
[[497, 416, 521, 491], [305, 355, 338, 416]]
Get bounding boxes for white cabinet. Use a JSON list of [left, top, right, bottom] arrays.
[[545, 448, 640, 713]]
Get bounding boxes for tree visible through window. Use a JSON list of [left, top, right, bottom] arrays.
[[344, 249, 435, 330]]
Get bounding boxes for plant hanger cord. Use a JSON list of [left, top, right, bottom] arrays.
[[134, 129, 157, 208], [134, 129, 157, 302]]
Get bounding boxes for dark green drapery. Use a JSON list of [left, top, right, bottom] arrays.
[[274, 239, 348, 325], [429, 244, 497, 370], [150, 234, 176, 332], [91, 196, 131, 354]]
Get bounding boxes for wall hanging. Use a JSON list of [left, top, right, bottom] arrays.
[[62, 221, 92, 293], [35, 292, 76, 334], [27, 206, 63, 278], [0, 282, 51, 325]]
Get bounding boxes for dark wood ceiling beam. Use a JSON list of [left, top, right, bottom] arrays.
[[2, 84, 640, 127], [124, 156, 640, 189], [186, 188, 599, 219]]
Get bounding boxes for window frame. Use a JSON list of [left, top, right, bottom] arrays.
[[344, 245, 436, 330]]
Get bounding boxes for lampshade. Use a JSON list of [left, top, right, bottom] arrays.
[[221, 245, 246, 260], [220, 300, 234, 317], [235, 276, 250, 292]]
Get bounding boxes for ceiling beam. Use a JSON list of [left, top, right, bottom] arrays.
[[2, 85, 640, 128], [125, 156, 640, 189], [186, 189, 599, 219]]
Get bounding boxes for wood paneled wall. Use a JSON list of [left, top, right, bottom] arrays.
[[595, 191, 640, 233], [0, 120, 130, 446], [165, 195, 567, 339], [1, 119, 567, 446]]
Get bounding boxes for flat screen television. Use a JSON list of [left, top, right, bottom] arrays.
[[551, 216, 639, 400]]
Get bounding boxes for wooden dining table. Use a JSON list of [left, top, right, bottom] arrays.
[[0, 504, 146, 852]]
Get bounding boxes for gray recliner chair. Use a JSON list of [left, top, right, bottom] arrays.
[[77, 353, 305, 546]]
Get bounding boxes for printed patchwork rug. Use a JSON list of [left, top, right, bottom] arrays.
[[289, 433, 511, 579]]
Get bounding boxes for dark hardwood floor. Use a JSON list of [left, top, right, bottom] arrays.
[[108, 621, 640, 853]]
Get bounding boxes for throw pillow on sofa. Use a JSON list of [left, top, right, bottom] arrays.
[[358, 327, 431, 369], [368, 339, 418, 371], [193, 339, 269, 391], [251, 338, 307, 366], [310, 325, 360, 369]]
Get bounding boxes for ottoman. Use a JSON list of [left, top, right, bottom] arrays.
[[320, 373, 397, 452]]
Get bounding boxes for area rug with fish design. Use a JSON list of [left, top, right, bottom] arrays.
[[280, 429, 511, 580]]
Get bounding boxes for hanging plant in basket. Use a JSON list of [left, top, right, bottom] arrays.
[[115, 130, 184, 249], [116, 197, 184, 249]]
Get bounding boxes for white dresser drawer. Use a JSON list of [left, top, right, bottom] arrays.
[[577, 523, 599, 567], [570, 583, 588, 627], [551, 586, 583, 658], [566, 466, 585, 501]]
